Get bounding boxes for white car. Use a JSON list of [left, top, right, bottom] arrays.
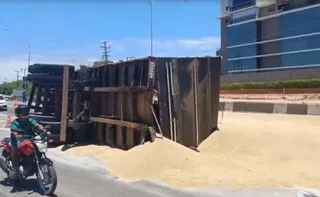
[[0, 94, 7, 111]]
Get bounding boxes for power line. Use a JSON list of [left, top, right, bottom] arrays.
[[100, 41, 110, 63]]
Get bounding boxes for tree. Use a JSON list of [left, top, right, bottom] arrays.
[[0, 80, 32, 95]]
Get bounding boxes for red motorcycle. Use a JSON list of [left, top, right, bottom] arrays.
[[0, 127, 57, 196]]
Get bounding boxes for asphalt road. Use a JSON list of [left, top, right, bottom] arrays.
[[0, 105, 318, 196]]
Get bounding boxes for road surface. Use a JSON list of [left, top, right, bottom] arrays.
[[0, 105, 318, 196]]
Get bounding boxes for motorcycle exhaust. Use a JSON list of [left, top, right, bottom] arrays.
[[0, 158, 10, 175]]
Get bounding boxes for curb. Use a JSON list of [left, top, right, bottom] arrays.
[[219, 101, 320, 115]]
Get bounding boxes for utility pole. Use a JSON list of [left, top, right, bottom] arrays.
[[22, 68, 27, 89], [14, 70, 22, 86], [100, 41, 110, 64], [149, 0, 155, 57]]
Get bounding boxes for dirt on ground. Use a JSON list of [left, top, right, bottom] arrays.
[[221, 93, 320, 103], [56, 112, 320, 189]]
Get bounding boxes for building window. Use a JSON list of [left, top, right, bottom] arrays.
[[227, 58, 257, 71], [229, 7, 257, 24], [227, 21, 257, 46], [281, 6, 320, 37], [281, 50, 320, 67], [267, 5, 276, 12], [282, 34, 320, 52], [229, 0, 256, 12], [228, 45, 257, 59], [282, 0, 320, 11]]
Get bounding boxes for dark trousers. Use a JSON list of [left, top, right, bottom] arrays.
[[10, 133, 20, 171]]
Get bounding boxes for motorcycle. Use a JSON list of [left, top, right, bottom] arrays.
[[0, 127, 57, 195]]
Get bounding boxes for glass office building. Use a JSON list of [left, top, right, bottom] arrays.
[[219, 0, 320, 74]]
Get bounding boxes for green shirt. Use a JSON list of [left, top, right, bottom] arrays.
[[10, 118, 38, 135]]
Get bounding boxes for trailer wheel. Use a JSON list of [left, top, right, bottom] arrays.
[[28, 64, 75, 75], [25, 74, 63, 83], [29, 114, 57, 122]]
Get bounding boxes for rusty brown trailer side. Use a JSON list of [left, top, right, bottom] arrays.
[[87, 57, 156, 150], [26, 57, 221, 150], [156, 57, 221, 148]]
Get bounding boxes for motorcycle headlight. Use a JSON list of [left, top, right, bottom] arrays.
[[36, 142, 48, 153]]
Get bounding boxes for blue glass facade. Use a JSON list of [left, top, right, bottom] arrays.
[[229, 13, 256, 24], [229, 0, 256, 12], [228, 45, 257, 59], [227, 22, 257, 46], [281, 6, 320, 37], [281, 6, 320, 67], [282, 34, 320, 52], [227, 58, 257, 71], [226, 5, 320, 72], [227, 21, 258, 71], [281, 50, 320, 67]]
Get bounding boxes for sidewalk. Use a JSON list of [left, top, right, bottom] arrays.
[[220, 99, 320, 115]]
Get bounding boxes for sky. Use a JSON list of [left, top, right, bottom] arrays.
[[0, 0, 221, 82]]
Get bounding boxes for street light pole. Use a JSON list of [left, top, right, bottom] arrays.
[[5, 29, 31, 67], [5, 29, 31, 90], [149, 0, 155, 57]]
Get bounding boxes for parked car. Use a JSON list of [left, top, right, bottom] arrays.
[[0, 94, 7, 111]]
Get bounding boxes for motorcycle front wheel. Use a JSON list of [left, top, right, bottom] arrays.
[[37, 163, 57, 196]]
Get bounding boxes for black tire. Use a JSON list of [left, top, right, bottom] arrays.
[[28, 64, 75, 75], [29, 114, 57, 122], [37, 164, 57, 196], [25, 74, 63, 84], [26, 79, 63, 85]]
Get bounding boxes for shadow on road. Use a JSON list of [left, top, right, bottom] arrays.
[[0, 177, 57, 196]]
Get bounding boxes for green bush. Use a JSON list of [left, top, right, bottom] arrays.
[[220, 79, 320, 90], [0, 81, 32, 95]]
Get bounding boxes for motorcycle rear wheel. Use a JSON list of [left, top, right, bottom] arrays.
[[37, 164, 57, 196]]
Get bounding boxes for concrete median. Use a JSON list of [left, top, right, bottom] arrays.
[[220, 100, 320, 115]]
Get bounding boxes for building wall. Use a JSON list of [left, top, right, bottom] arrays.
[[221, 0, 229, 16], [221, 0, 320, 74]]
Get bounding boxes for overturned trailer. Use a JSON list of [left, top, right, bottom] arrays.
[[24, 56, 221, 150]]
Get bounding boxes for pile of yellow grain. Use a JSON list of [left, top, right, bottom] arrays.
[[60, 112, 320, 189]]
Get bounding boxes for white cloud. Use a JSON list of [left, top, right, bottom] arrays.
[[108, 41, 126, 52], [122, 36, 221, 57]]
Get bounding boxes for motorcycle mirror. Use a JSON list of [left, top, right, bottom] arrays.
[[44, 125, 51, 130]]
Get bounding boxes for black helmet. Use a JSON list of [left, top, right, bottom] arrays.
[[14, 104, 30, 117]]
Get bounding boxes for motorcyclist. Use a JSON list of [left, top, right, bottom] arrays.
[[9, 104, 47, 183]]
